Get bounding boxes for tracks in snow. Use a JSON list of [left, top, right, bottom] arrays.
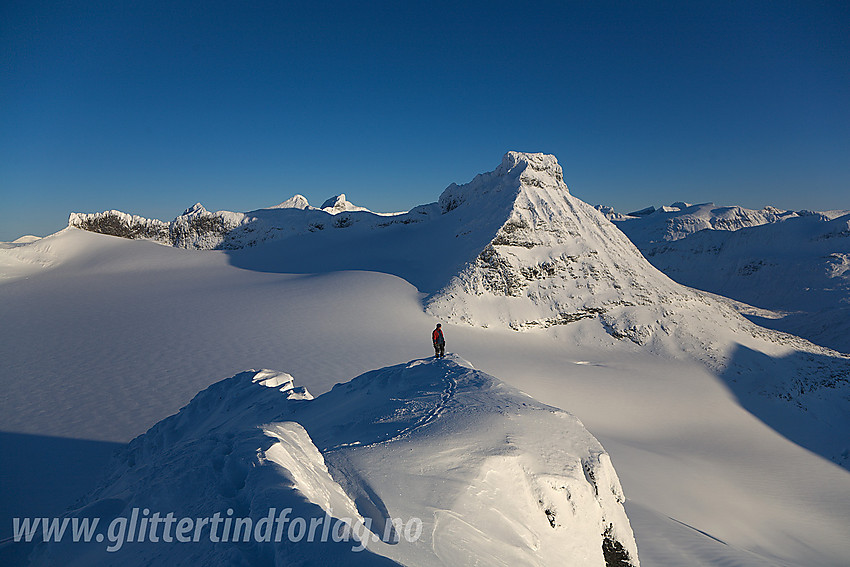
[[369, 369, 458, 447], [324, 367, 458, 453]]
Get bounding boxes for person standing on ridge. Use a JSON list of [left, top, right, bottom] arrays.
[[432, 324, 446, 358]]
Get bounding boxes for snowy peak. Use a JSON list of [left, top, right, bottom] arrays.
[[320, 194, 348, 210], [320, 194, 369, 214], [31, 359, 640, 566], [429, 151, 688, 330], [496, 151, 565, 184], [438, 151, 566, 214], [181, 202, 207, 216], [269, 194, 311, 210]]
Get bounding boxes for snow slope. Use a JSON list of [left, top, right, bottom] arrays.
[[28, 358, 638, 567]]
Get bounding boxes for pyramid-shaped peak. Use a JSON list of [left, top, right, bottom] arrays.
[[270, 194, 311, 210], [496, 151, 564, 182], [438, 152, 568, 214], [181, 202, 207, 216]]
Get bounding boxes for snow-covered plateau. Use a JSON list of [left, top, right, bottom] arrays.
[[2, 152, 849, 566]]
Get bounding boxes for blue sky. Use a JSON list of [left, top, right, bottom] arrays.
[[2, 0, 848, 240]]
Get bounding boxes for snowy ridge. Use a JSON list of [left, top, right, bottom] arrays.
[[68, 194, 382, 250], [637, 212, 850, 311], [29, 357, 639, 567], [67, 204, 244, 250], [0, 235, 43, 245], [607, 202, 850, 353], [600, 202, 809, 248]]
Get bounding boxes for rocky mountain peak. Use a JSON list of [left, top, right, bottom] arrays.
[[319, 194, 370, 214], [496, 151, 565, 184]]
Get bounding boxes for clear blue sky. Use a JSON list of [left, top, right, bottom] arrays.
[[2, 0, 848, 240]]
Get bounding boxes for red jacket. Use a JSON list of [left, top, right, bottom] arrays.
[[433, 328, 444, 344]]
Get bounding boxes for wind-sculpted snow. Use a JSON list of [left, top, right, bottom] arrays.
[[28, 357, 639, 567]]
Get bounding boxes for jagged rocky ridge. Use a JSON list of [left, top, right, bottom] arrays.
[[29, 357, 640, 567]]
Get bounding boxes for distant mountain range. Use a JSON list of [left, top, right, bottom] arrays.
[[596, 202, 850, 354]]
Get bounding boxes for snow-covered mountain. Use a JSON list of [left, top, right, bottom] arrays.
[[424, 152, 712, 333], [422, 155, 850, 471], [600, 197, 849, 250], [597, 202, 816, 248], [28, 357, 639, 567], [68, 194, 380, 250], [601, 202, 850, 353]]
